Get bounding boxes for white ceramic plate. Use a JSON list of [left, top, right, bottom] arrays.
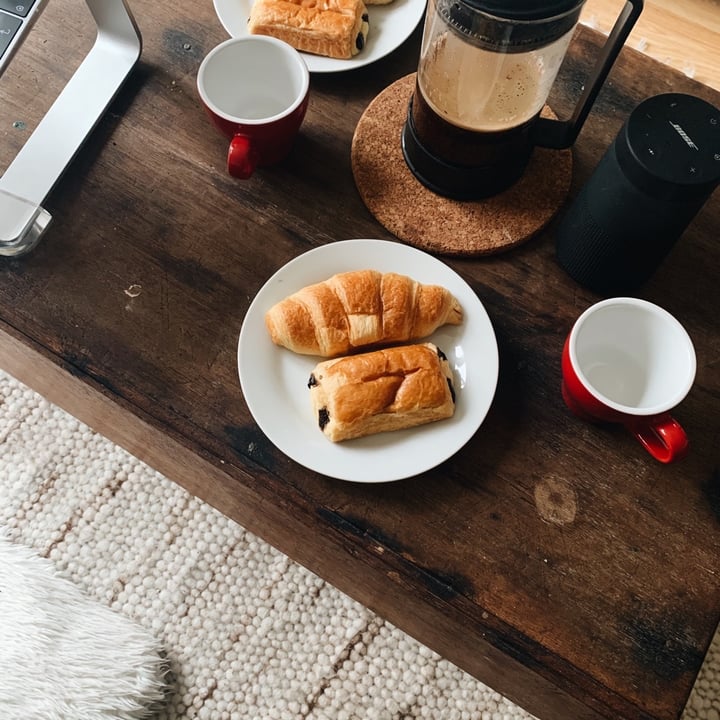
[[214, 0, 426, 73], [237, 239, 499, 482]]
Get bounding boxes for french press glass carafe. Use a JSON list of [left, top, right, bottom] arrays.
[[402, 0, 643, 199]]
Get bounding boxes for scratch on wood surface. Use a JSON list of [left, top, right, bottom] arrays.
[[124, 284, 143, 311]]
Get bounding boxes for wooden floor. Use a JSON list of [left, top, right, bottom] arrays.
[[581, 0, 720, 91]]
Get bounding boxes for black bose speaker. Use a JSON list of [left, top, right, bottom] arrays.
[[556, 93, 720, 295]]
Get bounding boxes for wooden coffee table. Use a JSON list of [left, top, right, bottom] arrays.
[[1, 2, 718, 719]]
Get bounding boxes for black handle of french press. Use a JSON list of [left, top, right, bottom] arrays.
[[531, 0, 644, 149]]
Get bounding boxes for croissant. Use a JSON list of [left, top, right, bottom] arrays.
[[308, 342, 456, 442], [264, 269, 463, 356]]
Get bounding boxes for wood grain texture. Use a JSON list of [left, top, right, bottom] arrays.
[[582, 0, 720, 90], [0, 4, 719, 720]]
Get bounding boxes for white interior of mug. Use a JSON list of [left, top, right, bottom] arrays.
[[569, 297, 696, 415], [197, 36, 309, 123]]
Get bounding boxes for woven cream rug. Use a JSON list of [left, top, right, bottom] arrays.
[[0, 368, 717, 720]]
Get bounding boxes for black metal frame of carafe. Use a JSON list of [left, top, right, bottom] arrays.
[[401, 0, 644, 201], [401, 97, 534, 200]]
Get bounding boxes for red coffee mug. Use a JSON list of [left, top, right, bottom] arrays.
[[561, 298, 696, 463], [197, 36, 310, 179]]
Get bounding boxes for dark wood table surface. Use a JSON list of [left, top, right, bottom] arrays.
[[1, 2, 719, 719]]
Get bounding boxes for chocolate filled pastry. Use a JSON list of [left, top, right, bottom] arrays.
[[308, 342, 456, 442], [265, 269, 463, 356], [248, 0, 370, 60]]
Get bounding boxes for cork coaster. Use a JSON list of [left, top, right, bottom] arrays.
[[351, 74, 573, 257]]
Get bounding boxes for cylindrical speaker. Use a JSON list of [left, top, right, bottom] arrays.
[[556, 93, 720, 295]]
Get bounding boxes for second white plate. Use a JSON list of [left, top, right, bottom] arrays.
[[237, 239, 499, 482], [214, 0, 426, 73]]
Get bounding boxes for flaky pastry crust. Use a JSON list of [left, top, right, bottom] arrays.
[[308, 342, 456, 442], [248, 0, 370, 59], [265, 269, 463, 357]]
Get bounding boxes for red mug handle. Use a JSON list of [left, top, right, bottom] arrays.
[[227, 134, 259, 179], [626, 413, 689, 464]]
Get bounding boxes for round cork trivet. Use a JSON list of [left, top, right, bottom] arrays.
[[351, 74, 573, 257]]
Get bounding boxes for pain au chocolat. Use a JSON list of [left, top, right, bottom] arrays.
[[248, 0, 370, 60], [308, 342, 456, 442], [264, 269, 463, 357]]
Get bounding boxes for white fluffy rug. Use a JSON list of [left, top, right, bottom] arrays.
[[0, 532, 166, 720], [0, 369, 718, 720]]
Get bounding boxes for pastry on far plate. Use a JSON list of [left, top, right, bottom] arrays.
[[308, 342, 456, 442], [248, 0, 370, 60]]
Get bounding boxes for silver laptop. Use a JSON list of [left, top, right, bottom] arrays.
[[0, 0, 142, 255], [0, 0, 49, 76]]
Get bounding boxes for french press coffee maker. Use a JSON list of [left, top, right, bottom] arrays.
[[402, 0, 643, 200]]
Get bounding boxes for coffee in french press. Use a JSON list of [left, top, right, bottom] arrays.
[[401, 0, 643, 200]]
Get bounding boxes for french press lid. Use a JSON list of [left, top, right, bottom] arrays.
[[441, 0, 585, 51], [464, 0, 585, 20]]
